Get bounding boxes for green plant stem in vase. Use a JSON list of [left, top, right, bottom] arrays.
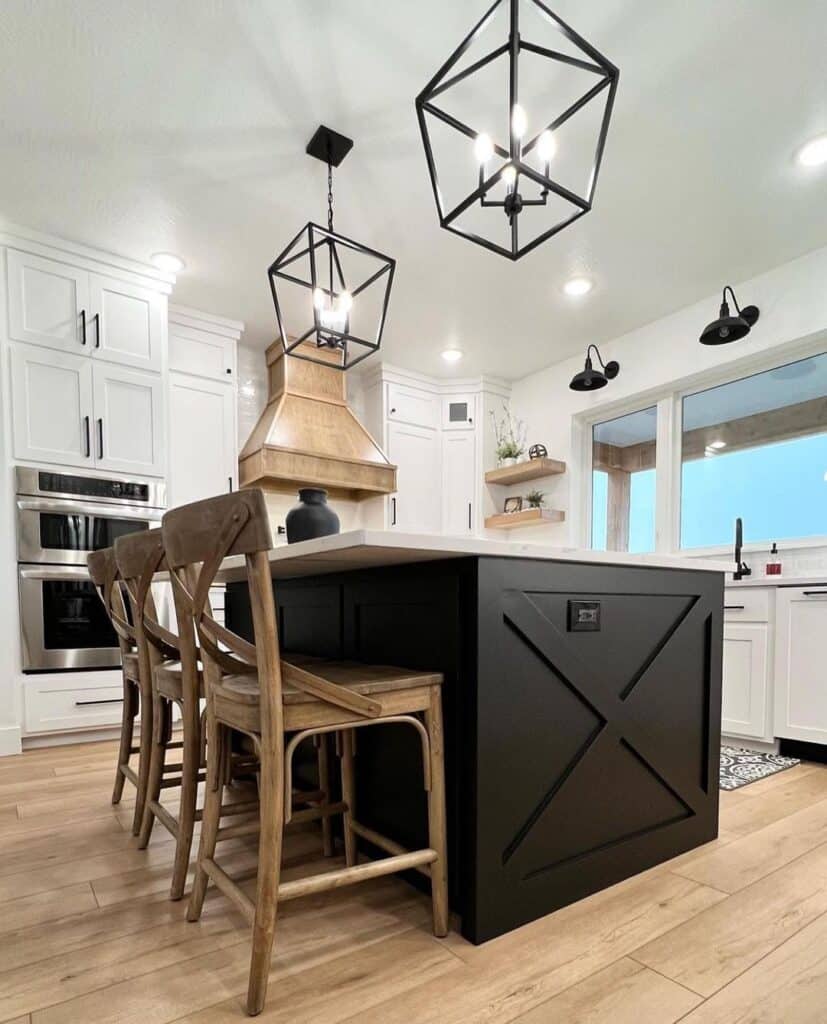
[[490, 403, 527, 467]]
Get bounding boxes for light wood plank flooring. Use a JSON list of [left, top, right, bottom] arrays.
[[0, 740, 826, 1023]]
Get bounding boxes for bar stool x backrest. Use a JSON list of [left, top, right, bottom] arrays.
[[162, 488, 448, 1017], [115, 527, 207, 900], [87, 546, 147, 830]]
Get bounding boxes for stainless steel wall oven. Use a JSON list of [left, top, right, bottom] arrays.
[[16, 468, 165, 672]]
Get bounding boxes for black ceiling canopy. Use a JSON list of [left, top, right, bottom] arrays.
[[415, 0, 619, 260], [268, 126, 396, 371]]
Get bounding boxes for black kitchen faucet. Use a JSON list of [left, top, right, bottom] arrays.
[[733, 517, 752, 581]]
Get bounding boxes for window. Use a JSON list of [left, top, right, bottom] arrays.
[[591, 406, 657, 553], [680, 353, 827, 548]]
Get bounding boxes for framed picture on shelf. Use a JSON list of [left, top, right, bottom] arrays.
[[503, 496, 523, 514]]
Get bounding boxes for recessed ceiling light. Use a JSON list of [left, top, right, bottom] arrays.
[[151, 252, 185, 273], [564, 277, 593, 297], [797, 135, 827, 168], [709, 440, 727, 449], [441, 349, 463, 363]]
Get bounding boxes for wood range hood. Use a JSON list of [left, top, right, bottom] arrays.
[[238, 340, 397, 501]]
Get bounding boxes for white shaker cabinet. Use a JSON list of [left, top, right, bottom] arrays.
[[88, 273, 164, 371], [721, 588, 772, 742], [91, 364, 165, 477], [169, 373, 236, 505], [387, 421, 441, 533], [442, 430, 476, 535], [10, 345, 94, 467], [774, 586, 827, 744], [7, 249, 89, 353]]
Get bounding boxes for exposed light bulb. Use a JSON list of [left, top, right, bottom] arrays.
[[313, 287, 327, 310], [313, 287, 351, 334], [511, 104, 527, 139], [337, 290, 353, 314], [537, 129, 557, 163], [474, 132, 494, 163], [501, 164, 517, 186]]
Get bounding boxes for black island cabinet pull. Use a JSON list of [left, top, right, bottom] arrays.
[[75, 698, 124, 707], [724, 604, 745, 610]]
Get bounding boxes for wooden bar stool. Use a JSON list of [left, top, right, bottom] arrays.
[[87, 547, 152, 834], [163, 489, 448, 1017], [115, 527, 336, 901]]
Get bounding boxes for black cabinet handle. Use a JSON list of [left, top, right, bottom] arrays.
[[83, 415, 90, 458], [226, 367, 232, 375], [390, 407, 397, 414], [228, 476, 233, 492], [97, 418, 104, 459], [80, 308, 87, 345], [803, 591, 827, 597], [724, 604, 745, 610], [391, 497, 397, 526], [468, 502, 472, 529], [92, 312, 101, 348], [75, 698, 123, 707]]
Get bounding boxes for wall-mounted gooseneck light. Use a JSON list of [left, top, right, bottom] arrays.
[[569, 345, 619, 392], [699, 286, 760, 346], [415, 0, 619, 260], [268, 126, 396, 371]]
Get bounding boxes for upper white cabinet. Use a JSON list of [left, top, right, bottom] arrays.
[[88, 273, 163, 371], [7, 250, 163, 370], [774, 586, 827, 744], [387, 382, 439, 430], [10, 346, 165, 476], [169, 373, 236, 505], [7, 249, 89, 352], [442, 393, 475, 431], [10, 345, 93, 466], [169, 322, 236, 382], [387, 421, 441, 533], [92, 364, 165, 476]]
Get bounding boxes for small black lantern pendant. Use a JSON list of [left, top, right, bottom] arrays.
[[416, 0, 619, 260], [268, 126, 396, 371]]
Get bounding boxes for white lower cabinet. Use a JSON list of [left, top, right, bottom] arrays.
[[25, 673, 125, 734], [10, 344, 94, 467], [722, 622, 770, 740], [386, 421, 441, 532], [774, 586, 827, 744], [442, 430, 475, 535], [169, 373, 236, 506]]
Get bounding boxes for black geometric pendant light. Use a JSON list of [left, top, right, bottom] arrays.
[[699, 286, 760, 346], [268, 126, 396, 371], [415, 0, 619, 260]]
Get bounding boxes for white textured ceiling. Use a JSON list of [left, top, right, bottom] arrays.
[[1, 0, 826, 380]]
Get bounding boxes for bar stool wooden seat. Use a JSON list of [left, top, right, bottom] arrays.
[[87, 547, 152, 834], [163, 489, 448, 1017]]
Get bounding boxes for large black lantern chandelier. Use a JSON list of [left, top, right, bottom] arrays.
[[415, 0, 619, 260], [268, 126, 396, 371]]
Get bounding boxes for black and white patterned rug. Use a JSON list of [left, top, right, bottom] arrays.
[[719, 746, 800, 791]]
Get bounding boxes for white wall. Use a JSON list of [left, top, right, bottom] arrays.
[[508, 244, 827, 571]]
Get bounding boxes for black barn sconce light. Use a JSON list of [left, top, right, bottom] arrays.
[[699, 286, 760, 346], [569, 344, 619, 391]]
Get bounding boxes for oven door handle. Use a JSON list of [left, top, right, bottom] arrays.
[[16, 498, 163, 521], [18, 566, 94, 581]]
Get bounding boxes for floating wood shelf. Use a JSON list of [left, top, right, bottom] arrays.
[[484, 508, 566, 530], [484, 457, 566, 486]]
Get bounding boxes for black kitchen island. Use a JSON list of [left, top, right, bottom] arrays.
[[221, 531, 726, 944]]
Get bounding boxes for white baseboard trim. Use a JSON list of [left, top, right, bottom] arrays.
[[0, 724, 23, 757], [722, 735, 779, 755], [22, 726, 122, 750]]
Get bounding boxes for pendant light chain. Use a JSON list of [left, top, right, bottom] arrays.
[[327, 160, 334, 233]]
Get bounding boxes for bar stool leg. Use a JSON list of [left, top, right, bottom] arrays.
[[187, 719, 226, 923], [131, 680, 155, 836], [246, 731, 285, 1016], [138, 693, 171, 848], [425, 692, 449, 938], [317, 734, 334, 857], [340, 728, 357, 867], [112, 678, 137, 805], [170, 698, 202, 900]]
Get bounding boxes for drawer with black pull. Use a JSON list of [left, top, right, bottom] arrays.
[[25, 675, 125, 734]]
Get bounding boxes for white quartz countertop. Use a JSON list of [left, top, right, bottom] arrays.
[[216, 530, 732, 583], [726, 575, 827, 589]]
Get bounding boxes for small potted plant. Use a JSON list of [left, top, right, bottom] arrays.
[[525, 489, 545, 509], [490, 403, 527, 467]]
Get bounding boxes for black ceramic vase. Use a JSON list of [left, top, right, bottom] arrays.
[[285, 488, 340, 544]]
